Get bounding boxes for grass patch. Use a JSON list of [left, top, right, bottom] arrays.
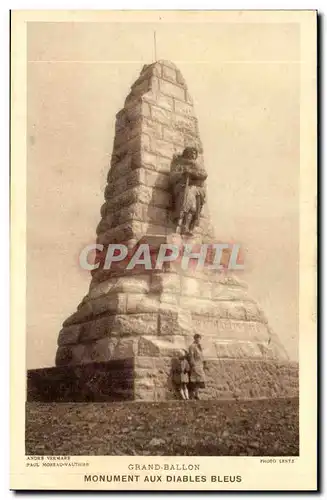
[[26, 397, 299, 456]]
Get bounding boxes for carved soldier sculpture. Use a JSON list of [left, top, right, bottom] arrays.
[[170, 147, 208, 235]]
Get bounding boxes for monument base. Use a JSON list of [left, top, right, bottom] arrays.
[[27, 358, 298, 402]]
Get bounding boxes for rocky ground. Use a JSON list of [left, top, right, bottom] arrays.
[[26, 398, 299, 456]]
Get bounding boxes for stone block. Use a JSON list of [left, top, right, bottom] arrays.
[[200, 359, 299, 399], [151, 273, 181, 293], [104, 187, 139, 211], [63, 302, 93, 327], [158, 306, 192, 336], [180, 296, 217, 316], [211, 284, 250, 302], [130, 77, 151, 96], [160, 293, 179, 305], [89, 293, 127, 317], [100, 202, 109, 218], [104, 176, 128, 201], [138, 337, 160, 356], [173, 113, 197, 135], [139, 335, 190, 357], [108, 154, 132, 181], [191, 315, 269, 342], [79, 338, 113, 363], [151, 138, 176, 159], [152, 356, 172, 372], [28, 360, 135, 402], [140, 62, 162, 79], [110, 313, 158, 336], [97, 221, 144, 245], [58, 325, 81, 346], [140, 186, 171, 208], [113, 122, 140, 149], [150, 104, 172, 126], [134, 384, 155, 401], [79, 337, 120, 363], [70, 344, 88, 364], [126, 293, 160, 314], [143, 93, 173, 111], [142, 223, 168, 239], [162, 65, 177, 82], [134, 378, 155, 390], [134, 368, 156, 380], [159, 79, 185, 100], [135, 356, 155, 369], [115, 109, 126, 130], [96, 216, 112, 236], [174, 99, 193, 117], [142, 118, 163, 139], [130, 72, 150, 90], [126, 99, 151, 121], [149, 76, 160, 95], [140, 134, 152, 151], [181, 276, 209, 298], [113, 133, 150, 158], [79, 316, 114, 342], [244, 302, 267, 322], [216, 274, 248, 288], [137, 168, 170, 190], [107, 337, 121, 358], [132, 150, 157, 170], [113, 337, 138, 359], [185, 90, 193, 104], [112, 275, 151, 294], [110, 202, 142, 226], [144, 205, 168, 225], [219, 301, 247, 320], [55, 346, 73, 366], [156, 156, 172, 174], [162, 126, 184, 145], [158, 60, 177, 70], [121, 168, 147, 193], [214, 340, 264, 359], [109, 199, 167, 228], [176, 69, 186, 87]]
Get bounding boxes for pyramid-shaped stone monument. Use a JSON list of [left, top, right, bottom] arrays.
[[28, 60, 298, 402]]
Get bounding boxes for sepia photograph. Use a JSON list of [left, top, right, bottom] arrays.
[[10, 9, 317, 491]]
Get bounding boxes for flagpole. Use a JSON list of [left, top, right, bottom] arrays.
[[154, 31, 157, 61]]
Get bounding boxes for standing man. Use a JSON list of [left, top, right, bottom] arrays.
[[188, 334, 206, 400]]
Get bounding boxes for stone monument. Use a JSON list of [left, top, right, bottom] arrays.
[[28, 60, 298, 402]]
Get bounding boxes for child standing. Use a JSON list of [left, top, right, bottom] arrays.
[[175, 350, 190, 400]]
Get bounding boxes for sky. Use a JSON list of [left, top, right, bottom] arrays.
[[26, 18, 300, 368]]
